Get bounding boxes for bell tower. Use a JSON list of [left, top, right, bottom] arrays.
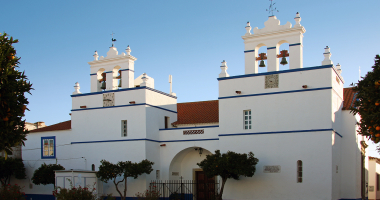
[[88, 45, 137, 92], [242, 12, 306, 74]]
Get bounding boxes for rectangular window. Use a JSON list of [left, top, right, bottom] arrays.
[[41, 136, 55, 159], [121, 120, 127, 137], [244, 110, 252, 129]]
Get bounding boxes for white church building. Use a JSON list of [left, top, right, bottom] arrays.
[[14, 13, 369, 200]]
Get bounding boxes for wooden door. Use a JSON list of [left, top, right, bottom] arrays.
[[196, 171, 215, 200]]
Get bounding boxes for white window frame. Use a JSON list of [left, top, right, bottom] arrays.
[[243, 110, 252, 130], [121, 120, 127, 137]]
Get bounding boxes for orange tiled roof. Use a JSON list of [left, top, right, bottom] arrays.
[[172, 100, 218, 125], [29, 120, 71, 133], [343, 87, 357, 110]]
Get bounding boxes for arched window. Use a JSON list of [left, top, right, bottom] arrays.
[[297, 160, 302, 183], [92, 164, 95, 171]]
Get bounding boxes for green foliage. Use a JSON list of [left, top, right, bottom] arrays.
[[351, 55, 380, 143], [0, 184, 26, 200], [53, 179, 99, 200], [96, 159, 154, 200], [0, 157, 26, 186], [0, 33, 33, 155], [197, 150, 259, 200], [32, 163, 65, 186]]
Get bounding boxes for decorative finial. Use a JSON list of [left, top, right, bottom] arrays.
[[73, 82, 81, 94], [93, 51, 99, 61], [111, 32, 116, 47], [141, 73, 148, 87], [126, 45, 131, 55], [219, 60, 229, 78], [322, 46, 333, 66], [294, 12, 301, 27], [266, 0, 279, 17], [245, 21, 252, 35]]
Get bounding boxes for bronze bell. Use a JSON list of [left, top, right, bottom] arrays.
[[259, 60, 266, 67], [100, 81, 106, 90], [280, 57, 288, 65]]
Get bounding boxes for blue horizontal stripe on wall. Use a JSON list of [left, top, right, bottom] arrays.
[[71, 138, 219, 144], [219, 129, 334, 137], [71, 103, 177, 114], [25, 194, 55, 200], [267, 46, 276, 50], [90, 73, 97, 76], [71, 86, 177, 99], [244, 49, 255, 53], [334, 130, 343, 138], [159, 125, 219, 131], [218, 87, 332, 100], [104, 71, 113, 73], [119, 68, 135, 72], [289, 43, 301, 46], [217, 65, 333, 81]]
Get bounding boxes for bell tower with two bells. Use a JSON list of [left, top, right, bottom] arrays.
[[88, 36, 137, 92], [242, 12, 305, 74]]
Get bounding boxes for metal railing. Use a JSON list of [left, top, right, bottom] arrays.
[[150, 180, 219, 200]]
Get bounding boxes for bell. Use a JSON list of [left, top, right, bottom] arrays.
[[280, 57, 288, 65], [100, 81, 106, 90], [259, 60, 266, 67]]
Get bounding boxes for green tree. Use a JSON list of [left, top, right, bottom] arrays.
[[96, 159, 154, 200], [0, 157, 26, 186], [0, 33, 33, 158], [350, 55, 380, 143], [197, 150, 259, 200], [32, 163, 65, 187]]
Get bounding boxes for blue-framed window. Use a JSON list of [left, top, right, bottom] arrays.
[[41, 136, 56, 159]]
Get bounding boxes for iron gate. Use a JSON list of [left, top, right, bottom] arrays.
[[150, 180, 219, 200]]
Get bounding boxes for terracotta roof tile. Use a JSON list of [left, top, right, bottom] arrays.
[[343, 87, 357, 110], [29, 120, 71, 133], [172, 100, 218, 125]]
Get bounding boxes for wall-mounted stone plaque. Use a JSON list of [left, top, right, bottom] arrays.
[[172, 172, 179, 176], [369, 186, 374, 192], [263, 165, 281, 173]]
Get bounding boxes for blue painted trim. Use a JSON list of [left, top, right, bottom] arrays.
[[71, 138, 219, 145], [120, 69, 135, 72], [71, 103, 177, 114], [289, 43, 301, 46], [159, 125, 219, 131], [71, 86, 177, 99], [218, 87, 332, 100], [244, 49, 255, 53], [217, 65, 333, 81], [41, 136, 56, 159], [218, 129, 334, 137], [338, 198, 365, 200], [267, 46, 276, 50], [104, 71, 113, 73], [90, 73, 97, 76], [25, 194, 56, 200], [334, 130, 343, 138]]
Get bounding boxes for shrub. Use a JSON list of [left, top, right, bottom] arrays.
[[134, 186, 160, 200], [53, 179, 99, 200], [0, 184, 26, 200]]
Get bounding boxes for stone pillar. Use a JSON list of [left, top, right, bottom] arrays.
[[289, 43, 303, 69], [90, 75, 98, 92], [245, 51, 257, 74], [267, 47, 278, 72]]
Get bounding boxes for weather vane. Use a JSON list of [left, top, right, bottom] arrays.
[[266, 0, 279, 16], [111, 32, 116, 47]]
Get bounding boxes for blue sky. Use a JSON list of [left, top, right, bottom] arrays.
[[1, 0, 379, 155]]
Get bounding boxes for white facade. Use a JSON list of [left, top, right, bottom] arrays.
[[15, 13, 369, 200]]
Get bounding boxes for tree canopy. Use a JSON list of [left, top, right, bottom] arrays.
[[0, 157, 26, 186], [351, 55, 380, 143], [0, 33, 33, 156], [96, 159, 154, 200], [32, 163, 65, 187], [197, 150, 259, 200]]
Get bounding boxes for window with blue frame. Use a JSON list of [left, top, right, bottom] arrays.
[[41, 136, 56, 159]]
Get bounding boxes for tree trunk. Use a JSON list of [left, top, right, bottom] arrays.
[[218, 178, 227, 200], [114, 178, 124, 198], [123, 178, 128, 200]]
